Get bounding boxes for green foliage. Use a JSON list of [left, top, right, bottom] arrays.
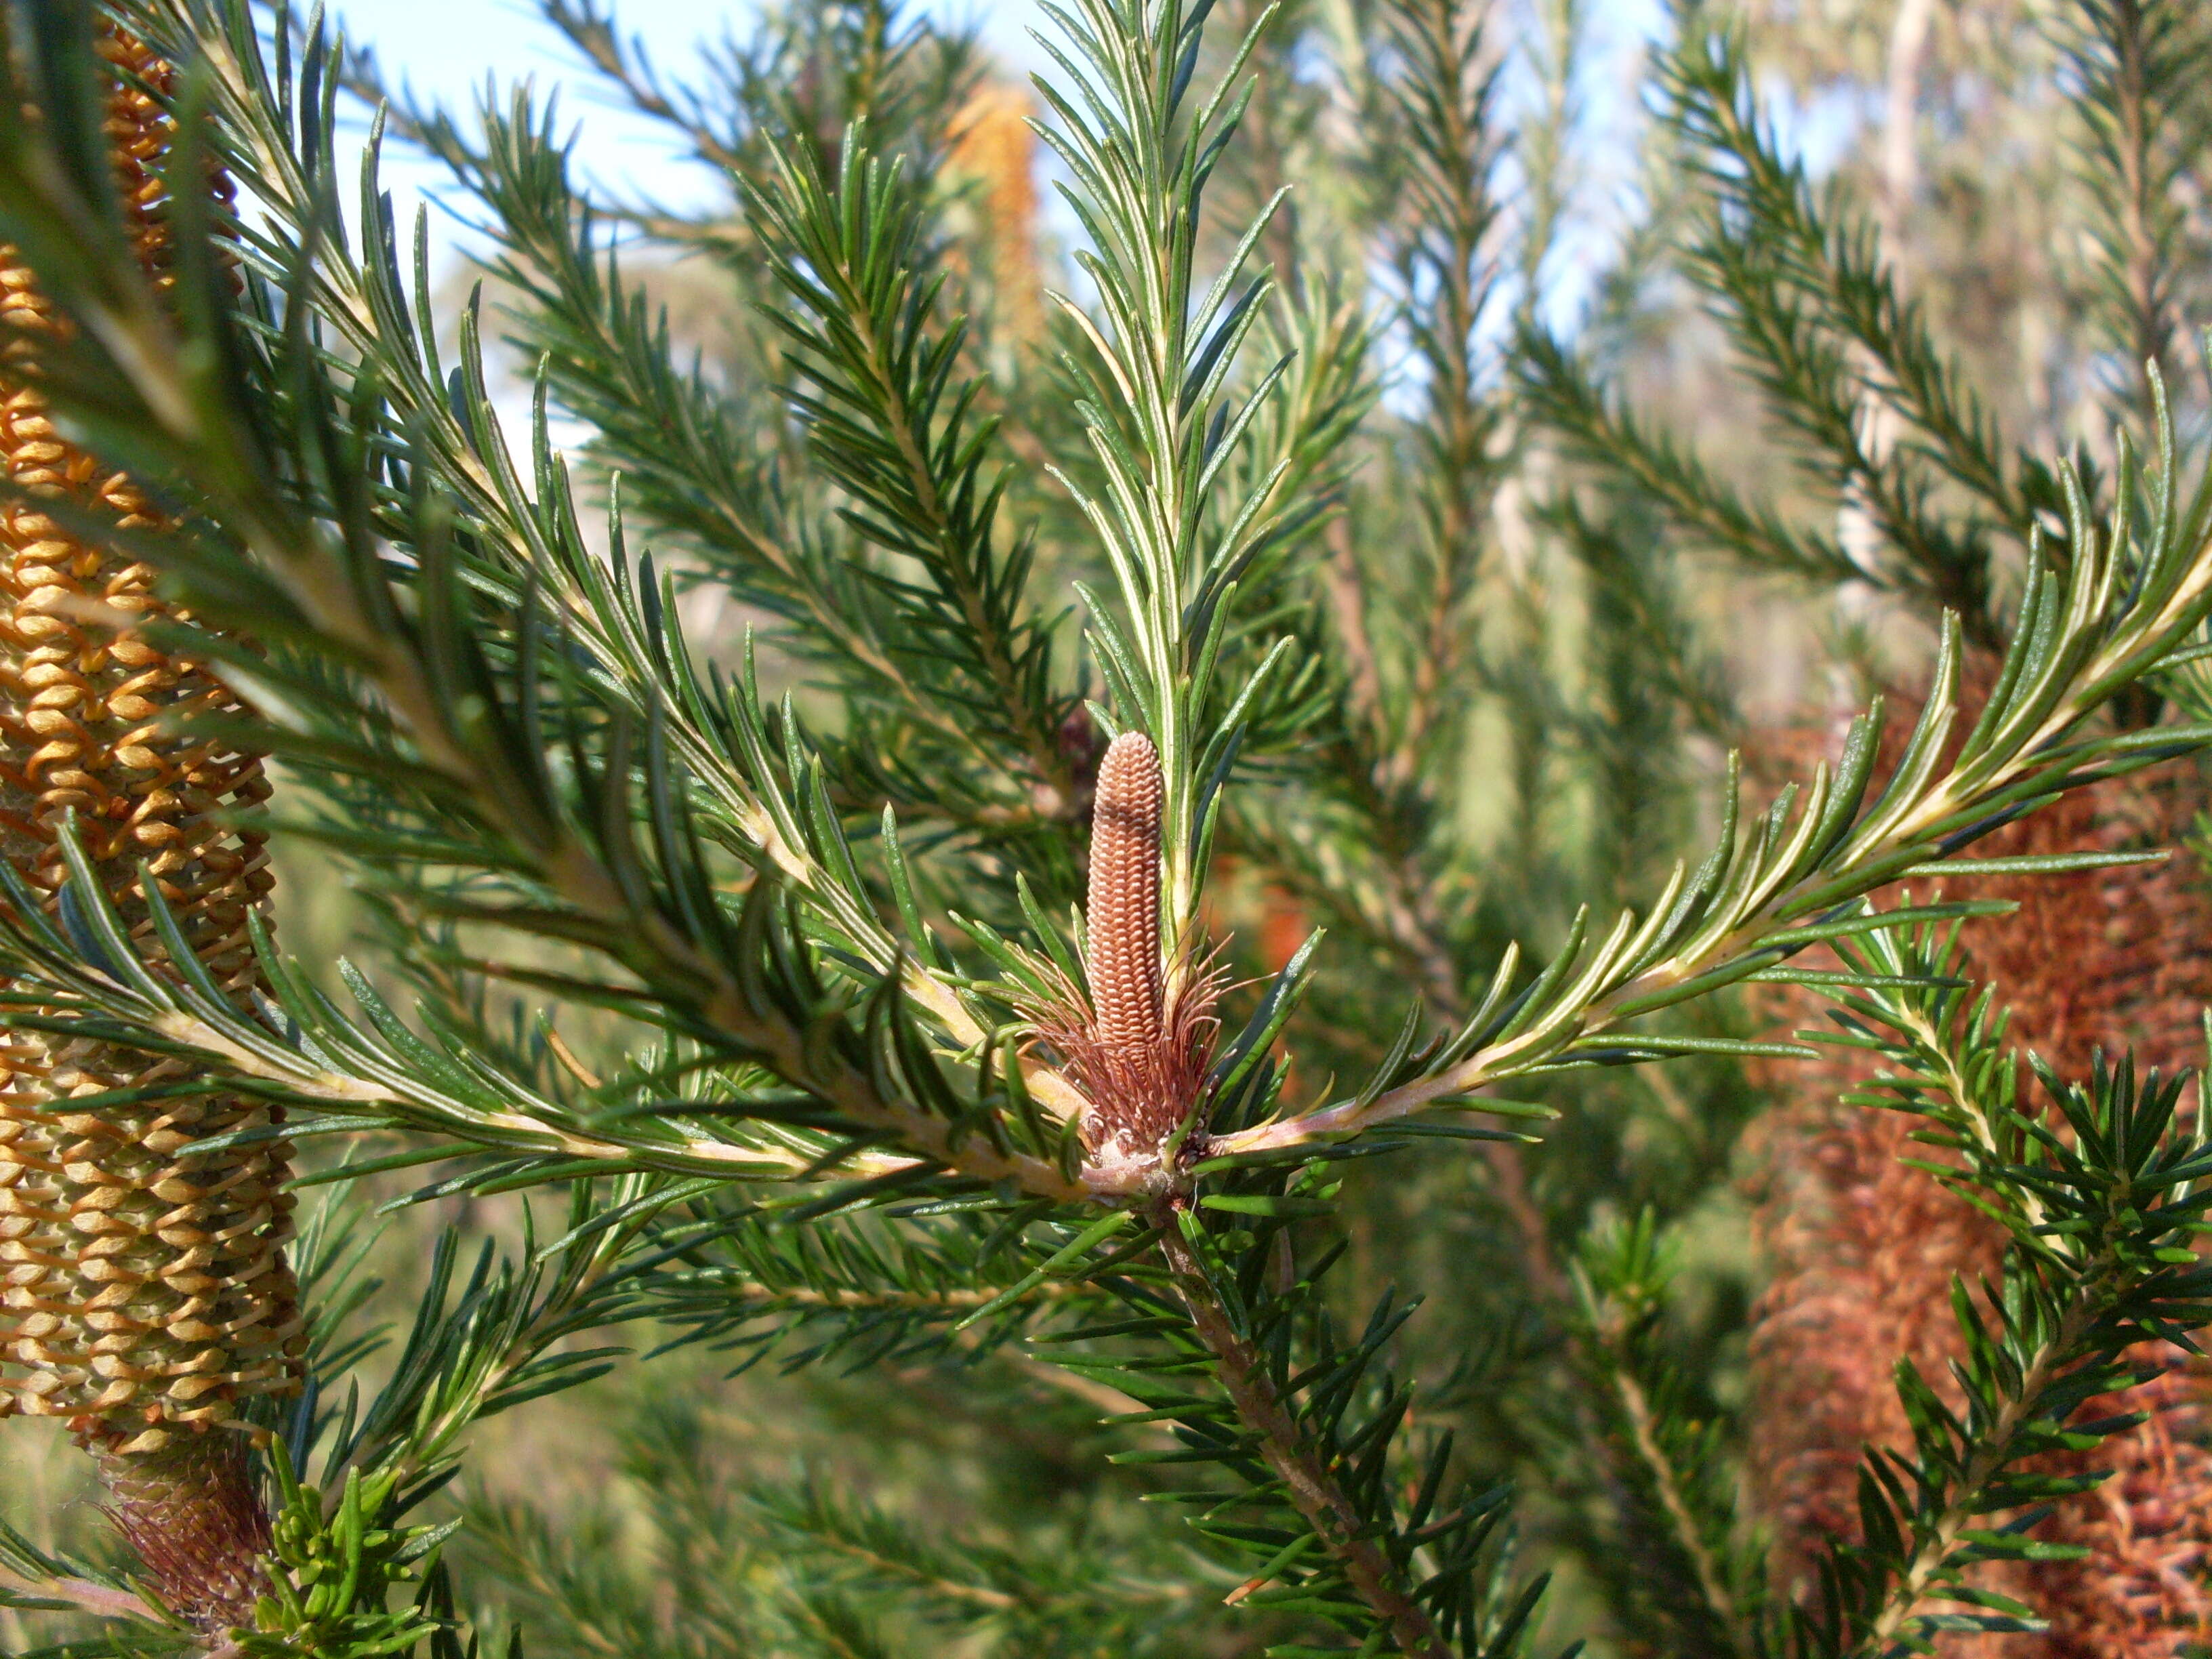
[[453, 1386, 1216, 1658], [2050, 0, 2212, 423], [3, 0, 2212, 1655], [1116, 1191, 1563, 1658], [1525, 5, 2116, 651], [240, 1454, 446, 1658], [1569, 1215, 1763, 1658]]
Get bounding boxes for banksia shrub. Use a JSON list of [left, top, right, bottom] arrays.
[[0, 21, 296, 1638], [12, 1, 2212, 1655]]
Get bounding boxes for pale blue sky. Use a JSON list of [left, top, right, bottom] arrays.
[[333, 0, 1689, 359], [336, 0, 1664, 264], [340, 0, 1050, 198], [331, 1, 1048, 222], [342, 0, 1051, 95]]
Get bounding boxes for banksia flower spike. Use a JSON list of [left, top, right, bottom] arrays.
[[1026, 731, 1222, 1165], [1087, 732, 1166, 1058], [944, 81, 1046, 344], [0, 24, 299, 1638], [1748, 693, 2212, 1653]]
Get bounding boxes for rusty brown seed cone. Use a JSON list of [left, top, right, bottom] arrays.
[[0, 20, 298, 1635], [1086, 732, 1166, 1050]]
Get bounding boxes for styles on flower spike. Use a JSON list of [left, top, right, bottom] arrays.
[[1086, 731, 1167, 1054], [0, 23, 300, 1639], [1035, 731, 1221, 1166]]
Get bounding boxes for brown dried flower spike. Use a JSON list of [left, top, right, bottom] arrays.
[[0, 23, 299, 1639], [1037, 732, 1221, 1160]]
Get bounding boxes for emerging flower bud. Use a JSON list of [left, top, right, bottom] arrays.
[[1086, 731, 1167, 1053], [1013, 729, 1220, 1163]]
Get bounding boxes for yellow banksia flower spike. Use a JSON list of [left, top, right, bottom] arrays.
[[0, 22, 300, 1637]]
